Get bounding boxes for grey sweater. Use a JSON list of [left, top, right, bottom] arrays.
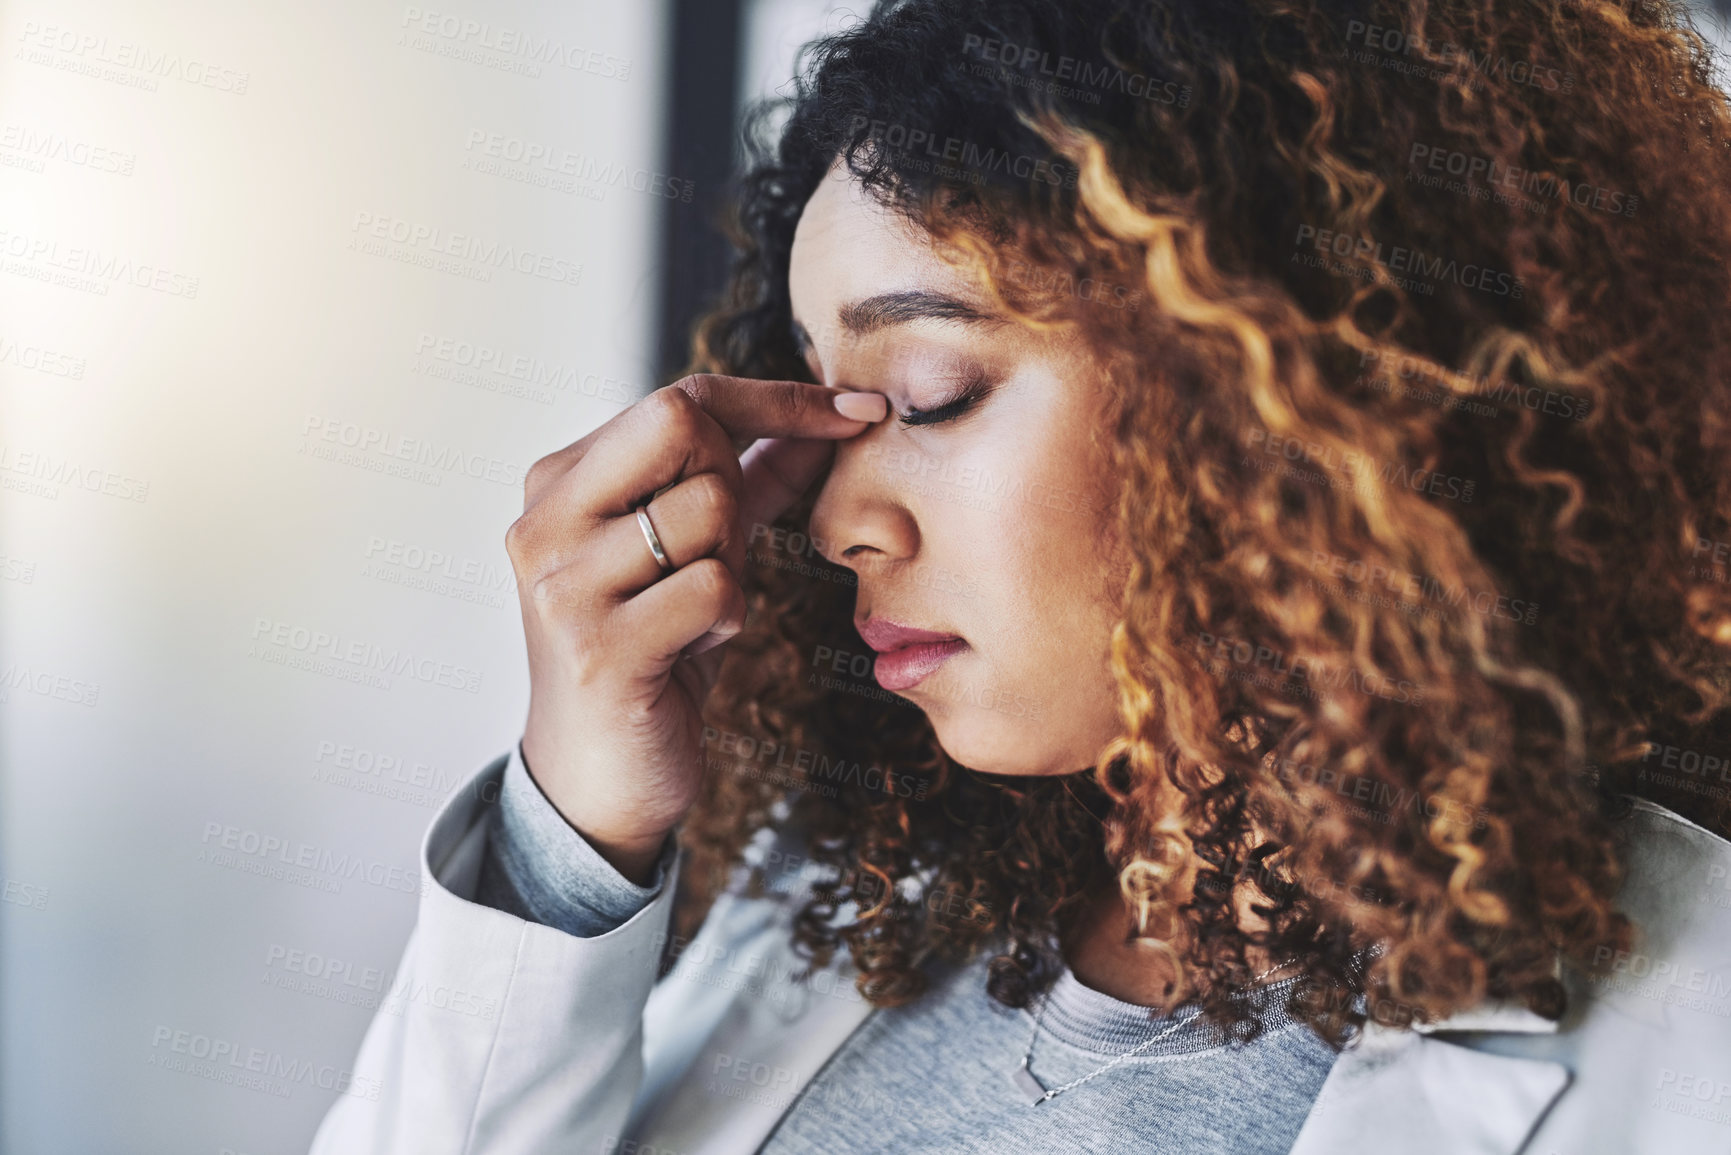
[[474, 751, 1338, 1154]]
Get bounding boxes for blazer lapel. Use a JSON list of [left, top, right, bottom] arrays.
[[1288, 1002, 1571, 1155]]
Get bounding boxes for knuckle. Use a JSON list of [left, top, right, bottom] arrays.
[[523, 454, 558, 499], [647, 386, 692, 427], [504, 514, 536, 568], [530, 573, 596, 620], [646, 384, 698, 435], [686, 472, 737, 524], [527, 573, 558, 613], [720, 578, 747, 624], [676, 373, 718, 409], [685, 556, 735, 604], [776, 382, 812, 425]]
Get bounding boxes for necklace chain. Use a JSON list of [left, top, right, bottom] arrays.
[[1012, 957, 1299, 1106]]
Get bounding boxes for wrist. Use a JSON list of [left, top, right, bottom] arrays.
[[517, 738, 673, 887], [575, 828, 670, 888]]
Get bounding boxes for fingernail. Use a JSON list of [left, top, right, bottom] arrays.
[[833, 391, 887, 422], [685, 628, 735, 657]]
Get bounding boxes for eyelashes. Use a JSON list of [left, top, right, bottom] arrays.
[[898, 365, 995, 427]]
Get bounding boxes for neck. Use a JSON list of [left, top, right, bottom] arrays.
[[1060, 877, 1284, 1010]]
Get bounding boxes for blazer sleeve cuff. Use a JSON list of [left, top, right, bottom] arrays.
[[470, 742, 678, 938]]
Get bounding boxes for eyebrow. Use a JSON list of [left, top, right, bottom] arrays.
[[791, 290, 1004, 357]]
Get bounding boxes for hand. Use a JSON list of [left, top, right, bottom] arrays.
[[506, 374, 887, 884]]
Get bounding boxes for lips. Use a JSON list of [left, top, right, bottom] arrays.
[[855, 617, 967, 692]]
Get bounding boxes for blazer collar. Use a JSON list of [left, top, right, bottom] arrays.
[[1288, 1000, 1568, 1155]]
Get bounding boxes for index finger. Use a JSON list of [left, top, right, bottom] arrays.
[[673, 373, 886, 440]]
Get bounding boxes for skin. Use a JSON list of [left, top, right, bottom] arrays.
[[511, 160, 1277, 1010], [791, 163, 1127, 780], [510, 375, 881, 887]]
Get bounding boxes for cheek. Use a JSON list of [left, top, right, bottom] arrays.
[[915, 413, 1120, 652], [952, 492, 1121, 688], [977, 453, 1123, 709], [995, 464, 1121, 623]]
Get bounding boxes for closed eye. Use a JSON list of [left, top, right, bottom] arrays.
[[898, 366, 994, 428]]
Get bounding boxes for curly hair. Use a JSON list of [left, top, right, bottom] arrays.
[[666, 0, 1731, 1047]]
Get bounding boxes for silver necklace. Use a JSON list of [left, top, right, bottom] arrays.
[[1007, 957, 1299, 1105]]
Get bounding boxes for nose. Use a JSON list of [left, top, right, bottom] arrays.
[[809, 430, 920, 572]]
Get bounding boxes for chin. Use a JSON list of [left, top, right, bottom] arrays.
[[921, 706, 1072, 778]]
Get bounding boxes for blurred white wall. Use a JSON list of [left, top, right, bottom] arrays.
[[740, 0, 865, 117], [0, 1, 670, 1151]]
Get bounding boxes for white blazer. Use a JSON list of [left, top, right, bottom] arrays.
[[311, 750, 1731, 1154]]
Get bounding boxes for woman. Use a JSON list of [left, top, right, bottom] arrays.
[[313, 0, 1731, 1151]]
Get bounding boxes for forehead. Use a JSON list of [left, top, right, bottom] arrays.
[[787, 165, 980, 347]]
